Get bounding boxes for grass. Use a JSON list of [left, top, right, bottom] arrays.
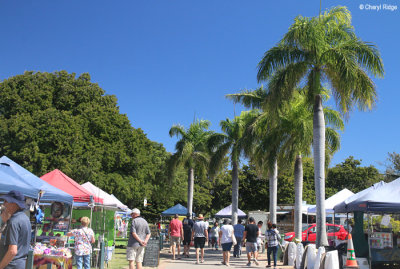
[[106, 247, 128, 269]]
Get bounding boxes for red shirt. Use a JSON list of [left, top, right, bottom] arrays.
[[169, 218, 183, 237]]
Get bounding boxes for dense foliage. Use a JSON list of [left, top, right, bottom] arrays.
[[0, 71, 174, 215], [385, 152, 400, 181]]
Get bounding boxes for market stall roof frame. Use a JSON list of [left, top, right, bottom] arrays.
[[307, 188, 354, 214], [161, 203, 195, 216], [0, 163, 38, 199], [334, 179, 400, 213], [0, 156, 73, 205], [215, 204, 247, 218], [81, 182, 128, 211], [41, 169, 103, 204]]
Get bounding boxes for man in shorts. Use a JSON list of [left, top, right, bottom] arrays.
[[243, 217, 259, 266], [192, 214, 208, 264], [169, 214, 183, 260], [127, 208, 151, 269], [182, 213, 194, 258]]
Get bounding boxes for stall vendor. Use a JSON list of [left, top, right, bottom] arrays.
[[0, 190, 31, 269]]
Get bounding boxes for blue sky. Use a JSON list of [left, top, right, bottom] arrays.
[[0, 1, 399, 171]]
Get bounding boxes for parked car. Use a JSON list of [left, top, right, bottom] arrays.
[[284, 223, 348, 242]]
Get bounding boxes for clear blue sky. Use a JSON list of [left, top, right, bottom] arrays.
[[0, 1, 399, 171]]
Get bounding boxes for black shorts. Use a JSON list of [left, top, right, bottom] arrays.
[[194, 237, 206, 249], [183, 239, 191, 246]]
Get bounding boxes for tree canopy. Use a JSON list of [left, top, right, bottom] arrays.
[[0, 71, 172, 212]]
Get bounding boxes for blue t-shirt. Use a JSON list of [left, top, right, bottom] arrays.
[[233, 223, 245, 238], [0, 211, 31, 269]]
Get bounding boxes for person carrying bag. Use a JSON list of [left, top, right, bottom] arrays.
[[67, 217, 95, 269]]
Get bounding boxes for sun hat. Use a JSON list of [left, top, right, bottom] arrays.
[[1, 190, 26, 209], [131, 208, 140, 215], [197, 214, 204, 220]]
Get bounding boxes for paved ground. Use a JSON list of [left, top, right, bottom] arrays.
[[157, 246, 293, 269]]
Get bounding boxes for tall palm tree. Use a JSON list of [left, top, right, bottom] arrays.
[[226, 87, 282, 224], [228, 88, 343, 236], [257, 6, 384, 247], [276, 91, 343, 240], [208, 111, 258, 225], [169, 120, 213, 218]]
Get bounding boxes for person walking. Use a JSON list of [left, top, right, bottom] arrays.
[[265, 222, 281, 269], [256, 221, 264, 253], [233, 219, 245, 258], [210, 222, 220, 250], [67, 217, 95, 269], [0, 191, 31, 269], [219, 219, 235, 266], [242, 217, 259, 266], [192, 214, 208, 264], [127, 208, 151, 269], [169, 214, 183, 260], [182, 213, 194, 258]]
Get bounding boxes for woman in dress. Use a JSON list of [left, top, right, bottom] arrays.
[[67, 217, 95, 269]]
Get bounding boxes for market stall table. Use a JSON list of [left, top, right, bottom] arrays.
[[33, 254, 72, 269]]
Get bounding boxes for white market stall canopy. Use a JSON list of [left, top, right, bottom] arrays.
[[334, 181, 386, 213], [81, 182, 128, 211], [334, 179, 400, 213], [308, 188, 354, 214], [215, 204, 247, 218]]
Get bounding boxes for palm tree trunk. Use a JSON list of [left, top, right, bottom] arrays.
[[294, 154, 303, 240], [231, 160, 239, 225], [187, 167, 194, 219], [269, 159, 278, 224], [313, 94, 328, 247]]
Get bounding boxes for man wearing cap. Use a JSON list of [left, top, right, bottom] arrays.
[[0, 190, 31, 269], [127, 208, 151, 269], [191, 214, 208, 264], [168, 214, 183, 260]]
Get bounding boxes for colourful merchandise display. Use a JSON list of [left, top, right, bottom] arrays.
[[370, 232, 393, 249], [33, 243, 72, 269]]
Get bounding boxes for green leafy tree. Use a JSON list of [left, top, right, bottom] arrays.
[[0, 71, 173, 212], [327, 156, 383, 193], [385, 152, 400, 181], [239, 164, 269, 212], [256, 6, 384, 246], [168, 120, 213, 218]]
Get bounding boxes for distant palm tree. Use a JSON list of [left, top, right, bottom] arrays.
[[257, 6, 384, 247], [208, 111, 258, 225], [169, 120, 213, 218]]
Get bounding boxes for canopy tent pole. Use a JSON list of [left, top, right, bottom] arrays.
[[368, 212, 372, 269]]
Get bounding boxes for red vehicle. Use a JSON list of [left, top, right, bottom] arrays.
[[284, 223, 348, 242]]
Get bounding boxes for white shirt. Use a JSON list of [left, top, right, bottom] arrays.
[[220, 225, 234, 244]]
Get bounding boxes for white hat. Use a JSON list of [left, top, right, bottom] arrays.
[[131, 208, 140, 215]]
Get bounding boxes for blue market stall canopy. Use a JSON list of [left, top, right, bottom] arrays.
[[215, 204, 247, 218], [0, 164, 38, 199], [0, 156, 73, 205], [161, 204, 195, 216], [334, 180, 397, 213]]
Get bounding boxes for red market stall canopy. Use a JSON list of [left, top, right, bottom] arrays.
[[41, 169, 103, 204]]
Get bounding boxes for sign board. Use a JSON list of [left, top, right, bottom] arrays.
[[142, 238, 160, 267]]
